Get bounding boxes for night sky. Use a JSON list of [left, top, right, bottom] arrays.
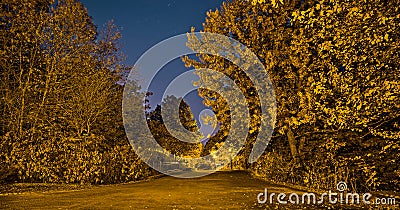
[[80, 0, 226, 135]]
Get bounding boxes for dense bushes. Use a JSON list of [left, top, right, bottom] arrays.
[[251, 133, 400, 192], [0, 134, 155, 184]]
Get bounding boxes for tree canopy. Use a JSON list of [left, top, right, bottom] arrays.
[[184, 0, 399, 191]]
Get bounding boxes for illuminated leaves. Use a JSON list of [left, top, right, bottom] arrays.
[[295, 0, 399, 139], [251, 0, 284, 7], [185, 1, 399, 190], [184, 0, 321, 164], [0, 0, 148, 184]]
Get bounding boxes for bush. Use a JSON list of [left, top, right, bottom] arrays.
[[0, 134, 155, 185], [251, 133, 400, 192]]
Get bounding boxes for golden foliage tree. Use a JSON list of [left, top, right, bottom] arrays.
[[146, 98, 203, 158], [183, 0, 318, 166], [185, 0, 399, 190], [291, 0, 399, 190], [0, 0, 150, 184]]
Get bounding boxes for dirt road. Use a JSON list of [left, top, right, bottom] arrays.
[[0, 171, 374, 209]]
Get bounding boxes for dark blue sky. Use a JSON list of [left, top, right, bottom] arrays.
[[80, 0, 225, 132], [81, 0, 224, 65]]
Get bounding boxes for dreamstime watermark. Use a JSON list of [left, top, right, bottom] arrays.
[[122, 32, 277, 178], [257, 182, 397, 206]]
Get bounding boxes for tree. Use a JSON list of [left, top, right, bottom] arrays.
[[0, 0, 52, 139], [292, 0, 399, 140], [146, 97, 203, 158], [291, 0, 400, 190], [92, 20, 131, 144], [0, 0, 53, 182], [1, 0, 105, 139], [183, 0, 318, 165], [184, 0, 399, 191], [0, 0, 149, 184]]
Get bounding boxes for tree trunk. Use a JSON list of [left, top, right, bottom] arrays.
[[287, 127, 298, 163], [298, 136, 306, 160]]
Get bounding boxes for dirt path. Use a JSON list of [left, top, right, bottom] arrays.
[[0, 171, 388, 209]]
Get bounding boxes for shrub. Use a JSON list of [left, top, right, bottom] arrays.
[[0, 134, 154, 185]]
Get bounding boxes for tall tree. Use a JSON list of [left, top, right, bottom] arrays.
[[183, 0, 318, 165], [185, 0, 399, 190], [291, 0, 399, 190], [0, 0, 144, 184], [1, 0, 52, 139]]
